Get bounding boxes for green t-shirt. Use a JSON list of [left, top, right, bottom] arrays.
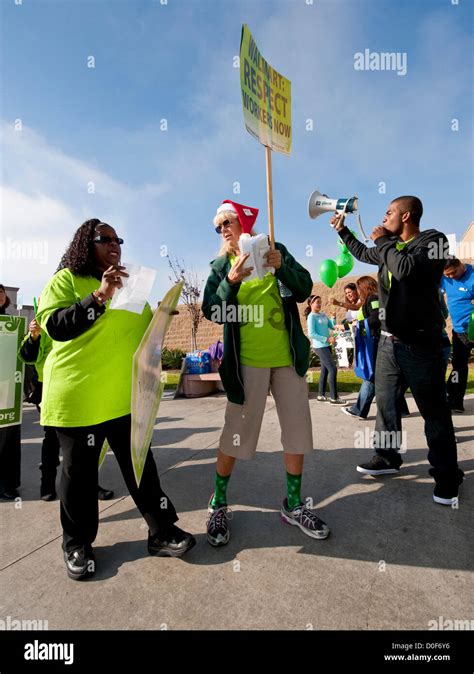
[[229, 257, 292, 368], [37, 268, 152, 427]]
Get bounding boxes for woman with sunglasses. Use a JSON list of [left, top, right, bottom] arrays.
[[37, 219, 195, 580], [202, 200, 330, 546]]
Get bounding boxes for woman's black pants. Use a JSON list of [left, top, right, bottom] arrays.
[[55, 414, 178, 553]]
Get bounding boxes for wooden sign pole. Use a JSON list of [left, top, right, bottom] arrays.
[[265, 145, 275, 250]]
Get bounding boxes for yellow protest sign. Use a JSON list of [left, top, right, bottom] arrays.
[[240, 24, 292, 155]]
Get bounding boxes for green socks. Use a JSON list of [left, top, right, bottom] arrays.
[[211, 472, 231, 507], [286, 472, 303, 509], [211, 471, 302, 509]]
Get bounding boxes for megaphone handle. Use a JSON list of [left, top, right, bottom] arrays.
[[357, 213, 370, 243], [336, 211, 347, 228], [334, 199, 349, 227], [339, 198, 350, 217]]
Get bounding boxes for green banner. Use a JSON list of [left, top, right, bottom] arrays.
[[240, 24, 292, 155], [0, 315, 26, 428], [131, 281, 184, 487]]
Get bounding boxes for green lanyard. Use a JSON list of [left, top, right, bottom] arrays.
[[388, 237, 415, 288]]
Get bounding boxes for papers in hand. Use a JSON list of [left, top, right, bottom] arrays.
[[238, 233, 274, 281], [109, 262, 157, 314]]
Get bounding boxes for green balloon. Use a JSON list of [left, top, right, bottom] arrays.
[[336, 252, 354, 278], [337, 238, 348, 254], [337, 229, 358, 254], [319, 259, 339, 288]]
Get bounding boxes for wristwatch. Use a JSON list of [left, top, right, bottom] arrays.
[[92, 290, 107, 306]]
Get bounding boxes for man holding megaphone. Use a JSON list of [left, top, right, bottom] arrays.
[[331, 196, 464, 507]]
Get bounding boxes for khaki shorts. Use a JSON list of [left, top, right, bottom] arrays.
[[219, 365, 314, 460]]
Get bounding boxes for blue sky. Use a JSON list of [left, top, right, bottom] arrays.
[[1, 0, 472, 306]]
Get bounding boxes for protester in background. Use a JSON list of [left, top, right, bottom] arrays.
[[332, 196, 464, 506], [332, 283, 361, 328], [0, 285, 22, 499], [0, 285, 11, 315], [19, 318, 114, 502], [37, 219, 195, 580], [342, 276, 380, 419], [202, 200, 330, 547], [306, 295, 346, 405], [441, 257, 474, 413]]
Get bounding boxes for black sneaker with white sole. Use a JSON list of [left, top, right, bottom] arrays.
[[148, 525, 196, 557], [206, 497, 232, 547], [357, 455, 401, 475], [280, 499, 330, 540], [63, 546, 95, 580], [433, 483, 461, 506], [341, 407, 364, 419], [431, 470, 463, 506]]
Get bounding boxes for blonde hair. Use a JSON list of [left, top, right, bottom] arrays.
[[213, 209, 257, 256]]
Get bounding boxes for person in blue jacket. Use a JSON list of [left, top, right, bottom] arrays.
[[441, 256, 474, 413]]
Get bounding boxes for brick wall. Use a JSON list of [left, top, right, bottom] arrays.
[[164, 273, 377, 352], [164, 269, 456, 352]]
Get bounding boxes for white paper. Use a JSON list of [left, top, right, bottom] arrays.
[[334, 331, 354, 368], [238, 233, 274, 281], [109, 262, 156, 314]]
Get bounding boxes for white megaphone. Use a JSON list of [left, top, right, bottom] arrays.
[[308, 189, 370, 241], [308, 190, 358, 220]]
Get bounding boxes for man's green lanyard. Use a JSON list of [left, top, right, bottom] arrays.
[[388, 237, 415, 288]]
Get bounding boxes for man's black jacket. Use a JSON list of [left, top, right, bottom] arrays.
[[339, 226, 447, 346]]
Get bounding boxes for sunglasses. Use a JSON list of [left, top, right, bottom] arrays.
[[215, 219, 235, 234], [92, 236, 124, 245]]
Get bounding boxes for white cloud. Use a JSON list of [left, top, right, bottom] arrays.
[[0, 186, 77, 286], [0, 123, 173, 304]]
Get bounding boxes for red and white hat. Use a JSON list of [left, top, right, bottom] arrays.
[[216, 200, 259, 234]]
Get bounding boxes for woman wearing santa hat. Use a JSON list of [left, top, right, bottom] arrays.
[[202, 200, 330, 546]]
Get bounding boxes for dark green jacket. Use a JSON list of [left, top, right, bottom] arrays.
[[202, 242, 312, 404]]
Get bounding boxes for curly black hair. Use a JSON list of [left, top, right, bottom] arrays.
[[57, 219, 110, 276], [0, 284, 11, 310]]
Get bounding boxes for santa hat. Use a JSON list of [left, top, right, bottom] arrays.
[[216, 200, 259, 234]]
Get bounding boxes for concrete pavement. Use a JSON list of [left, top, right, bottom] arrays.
[[1, 392, 472, 630]]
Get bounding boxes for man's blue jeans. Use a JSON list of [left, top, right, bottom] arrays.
[[350, 379, 375, 418], [373, 335, 462, 483], [447, 330, 473, 408]]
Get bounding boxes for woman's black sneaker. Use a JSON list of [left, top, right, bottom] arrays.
[[148, 525, 196, 557], [63, 547, 95, 580]]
